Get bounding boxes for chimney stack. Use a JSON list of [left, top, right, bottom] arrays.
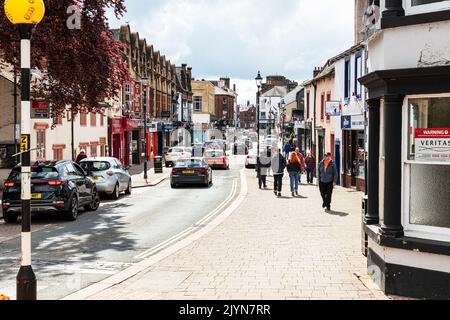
[[313, 67, 321, 78], [233, 84, 236, 92], [220, 77, 230, 89]]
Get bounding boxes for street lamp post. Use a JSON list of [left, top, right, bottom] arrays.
[[280, 99, 285, 146], [141, 76, 149, 180], [4, 0, 45, 300], [255, 71, 263, 165]]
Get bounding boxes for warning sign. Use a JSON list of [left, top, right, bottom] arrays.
[[415, 128, 450, 162], [20, 134, 30, 153]]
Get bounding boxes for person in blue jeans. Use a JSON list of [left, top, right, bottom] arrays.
[[286, 152, 301, 197]]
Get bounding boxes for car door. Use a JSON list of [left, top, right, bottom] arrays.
[[64, 162, 85, 204], [73, 162, 92, 205], [114, 159, 127, 191]]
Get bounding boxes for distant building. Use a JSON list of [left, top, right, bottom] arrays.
[[239, 105, 256, 129]]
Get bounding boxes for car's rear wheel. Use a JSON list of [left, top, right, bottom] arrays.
[[125, 180, 132, 195], [111, 183, 120, 200], [171, 183, 177, 189], [65, 195, 79, 221], [85, 189, 100, 212], [3, 211, 19, 224]]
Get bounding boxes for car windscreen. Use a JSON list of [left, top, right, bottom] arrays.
[[175, 159, 203, 168], [8, 167, 59, 181], [80, 161, 111, 172], [205, 151, 224, 158]]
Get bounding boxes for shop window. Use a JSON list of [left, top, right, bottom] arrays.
[[404, 96, 450, 238]]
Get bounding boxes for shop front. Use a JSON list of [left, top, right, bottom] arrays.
[[360, 66, 450, 299], [109, 118, 139, 166], [341, 115, 366, 191]]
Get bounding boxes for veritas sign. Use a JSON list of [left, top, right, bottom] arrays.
[[415, 128, 450, 162]]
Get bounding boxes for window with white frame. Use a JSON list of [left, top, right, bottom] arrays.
[[354, 53, 362, 99], [194, 96, 202, 112], [405, 0, 450, 15], [403, 95, 450, 239]]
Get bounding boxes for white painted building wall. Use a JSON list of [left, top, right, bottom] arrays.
[[30, 111, 108, 162], [368, 20, 450, 72]]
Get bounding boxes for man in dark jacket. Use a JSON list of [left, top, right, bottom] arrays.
[[305, 152, 316, 184], [271, 148, 286, 197], [75, 149, 87, 164], [318, 152, 338, 211]]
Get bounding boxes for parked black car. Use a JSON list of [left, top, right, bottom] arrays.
[[1, 160, 100, 223]]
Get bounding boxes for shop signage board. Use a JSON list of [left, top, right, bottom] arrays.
[[31, 100, 49, 119], [326, 101, 341, 116], [341, 115, 365, 130], [415, 128, 450, 162]]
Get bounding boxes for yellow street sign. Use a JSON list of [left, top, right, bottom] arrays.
[[20, 134, 30, 152], [4, 0, 45, 25]]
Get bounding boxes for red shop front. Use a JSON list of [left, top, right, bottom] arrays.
[[109, 118, 140, 166]]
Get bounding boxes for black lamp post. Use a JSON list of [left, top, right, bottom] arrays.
[[141, 75, 149, 180], [255, 72, 263, 162], [280, 99, 285, 146]]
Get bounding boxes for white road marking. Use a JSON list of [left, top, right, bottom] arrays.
[[133, 179, 238, 260]]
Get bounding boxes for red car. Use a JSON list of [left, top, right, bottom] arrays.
[[203, 149, 229, 170]]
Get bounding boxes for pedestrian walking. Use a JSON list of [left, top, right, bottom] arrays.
[[283, 141, 291, 161], [256, 149, 271, 189], [295, 148, 306, 185], [75, 149, 87, 164], [305, 152, 316, 184], [287, 152, 301, 197], [271, 148, 286, 197], [318, 152, 338, 211]]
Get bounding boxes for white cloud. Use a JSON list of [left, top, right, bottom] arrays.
[[108, 0, 355, 104]]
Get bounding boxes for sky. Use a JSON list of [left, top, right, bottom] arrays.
[[107, 0, 355, 105]]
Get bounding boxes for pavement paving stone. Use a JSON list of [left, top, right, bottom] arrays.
[[88, 171, 389, 300]]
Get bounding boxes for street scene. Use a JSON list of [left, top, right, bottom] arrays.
[[0, 0, 450, 305]]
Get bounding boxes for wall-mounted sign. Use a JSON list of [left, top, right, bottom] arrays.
[[164, 124, 173, 132], [161, 111, 171, 118], [341, 115, 365, 130], [326, 101, 341, 116], [415, 128, 450, 162], [31, 100, 49, 119]]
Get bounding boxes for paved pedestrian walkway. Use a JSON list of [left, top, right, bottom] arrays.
[[130, 161, 170, 188], [86, 170, 388, 300]]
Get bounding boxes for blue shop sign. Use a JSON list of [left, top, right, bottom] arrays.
[[341, 116, 352, 129], [164, 124, 173, 132]]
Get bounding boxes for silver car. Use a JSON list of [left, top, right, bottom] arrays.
[[80, 157, 132, 199]]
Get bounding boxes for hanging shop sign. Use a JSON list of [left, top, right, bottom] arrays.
[[325, 101, 342, 116], [415, 128, 450, 162]]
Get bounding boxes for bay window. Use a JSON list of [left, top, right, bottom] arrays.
[[403, 95, 450, 241]]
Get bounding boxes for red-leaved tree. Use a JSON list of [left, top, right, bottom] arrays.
[[0, 0, 129, 118]]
